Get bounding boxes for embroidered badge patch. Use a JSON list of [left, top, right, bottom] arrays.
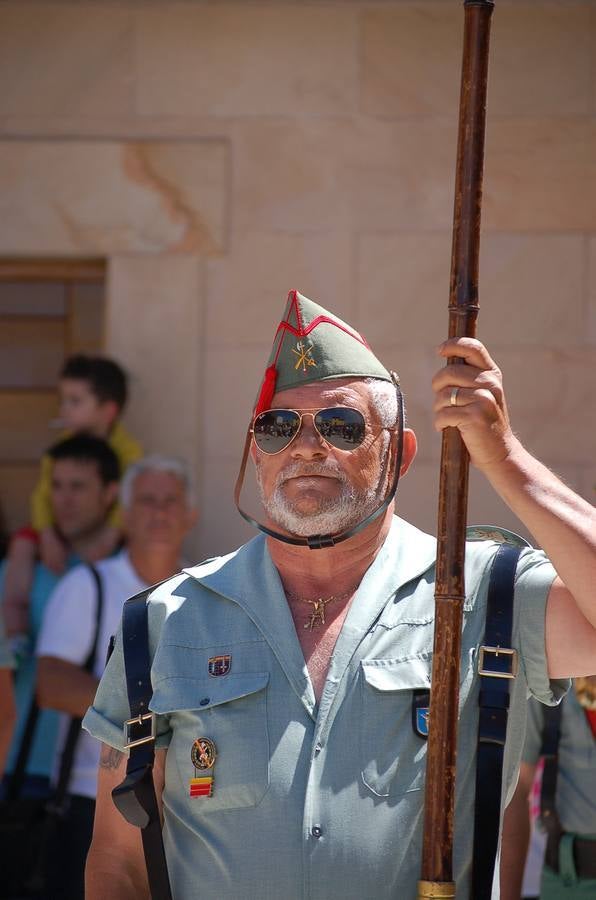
[[291, 339, 317, 373], [208, 655, 231, 677], [189, 737, 217, 798], [412, 689, 430, 740]]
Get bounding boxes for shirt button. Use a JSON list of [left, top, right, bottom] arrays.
[[199, 698, 210, 706], [311, 825, 323, 838], [314, 743, 322, 755]]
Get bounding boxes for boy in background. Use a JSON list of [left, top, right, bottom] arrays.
[[2, 355, 142, 639]]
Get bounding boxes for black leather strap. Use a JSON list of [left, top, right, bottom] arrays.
[[472, 543, 522, 899], [5, 698, 39, 803], [52, 564, 104, 811], [112, 583, 172, 900], [540, 702, 563, 868]]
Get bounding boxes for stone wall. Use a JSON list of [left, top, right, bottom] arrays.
[[1, 0, 594, 558]]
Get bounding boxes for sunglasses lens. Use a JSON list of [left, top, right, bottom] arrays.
[[314, 407, 366, 450], [253, 409, 301, 454]]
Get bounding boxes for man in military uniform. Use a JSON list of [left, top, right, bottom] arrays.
[[83, 292, 596, 899], [501, 676, 596, 898]]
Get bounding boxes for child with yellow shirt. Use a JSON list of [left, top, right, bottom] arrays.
[[3, 355, 142, 637]]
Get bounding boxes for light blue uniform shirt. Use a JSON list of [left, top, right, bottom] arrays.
[[523, 689, 596, 835], [0, 558, 77, 780], [0, 607, 14, 669], [84, 517, 566, 899]]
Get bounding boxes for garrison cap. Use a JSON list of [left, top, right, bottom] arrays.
[[255, 290, 392, 415]]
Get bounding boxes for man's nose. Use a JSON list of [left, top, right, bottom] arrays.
[[290, 414, 328, 459]]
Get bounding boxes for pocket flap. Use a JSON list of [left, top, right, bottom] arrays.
[[150, 671, 270, 714], [361, 658, 431, 692]]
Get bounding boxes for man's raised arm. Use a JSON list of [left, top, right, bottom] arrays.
[[86, 744, 166, 900], [434, 337, 596, 678]]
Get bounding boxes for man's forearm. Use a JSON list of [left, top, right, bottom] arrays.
[[37, 656, 99, 718], [483, 439, 596, 623], [500, 795, 532, 899], [0, 672, 16, 779], [85, 854, 150, 900]]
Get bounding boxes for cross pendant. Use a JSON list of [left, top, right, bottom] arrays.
[[305, 599, 326, 630]]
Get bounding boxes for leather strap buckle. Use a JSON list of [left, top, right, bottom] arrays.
[[123, 712, 156, 748], [478, 645, 518, 679]]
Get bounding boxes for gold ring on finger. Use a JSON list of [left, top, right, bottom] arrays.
[[449, 387, 459, 407]]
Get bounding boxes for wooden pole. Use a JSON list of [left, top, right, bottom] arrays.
[[418, 2, 495, 897]]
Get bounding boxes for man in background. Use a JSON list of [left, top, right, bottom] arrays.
[[37, 455, 198, 900], [1, 435, 120, 799], [501, 679, 596, 899]]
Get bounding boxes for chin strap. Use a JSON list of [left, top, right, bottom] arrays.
[[234, 376, 404, 549]]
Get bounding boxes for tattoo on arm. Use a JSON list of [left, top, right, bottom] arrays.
[[99, 744, 124, 770]]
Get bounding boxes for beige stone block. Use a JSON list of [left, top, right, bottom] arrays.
[[232, 120, 349, 233], [467, 467, 533, 547], [479, 235, 584, 345], [587, 236, 596, 345], [105, 255, 204, 464], [396, 459, 536, 546], [0, 140, 227, 255], [362, 3, 592, 119], [0, 4, 133, 116], [135, 5, 357, 117], [361, 341, 440, 462], [202, 344, 268, 464], [233, 118, 457, 232], [484, 119, 596, 231], [490, 4, 593, 116], [197, 458, 256, 560], [357, 234, 448, 348], [206, 232, 354, 346], [361, 5, 461, 117], [394, 459, 440, 539], [341, 119, 458, 232], [497, 347, 596, 465]]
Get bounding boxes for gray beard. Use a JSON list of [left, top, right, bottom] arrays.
[[256, 459, 382, 537]]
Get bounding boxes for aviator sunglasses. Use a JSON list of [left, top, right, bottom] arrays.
[[251, 406, 369, 455]]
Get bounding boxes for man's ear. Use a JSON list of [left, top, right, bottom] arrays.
[[105, 480, 120, 510], [100, 399, 120, 429], [399, 428, 417, 477]]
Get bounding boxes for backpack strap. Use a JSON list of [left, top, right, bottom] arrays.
[[5, 562, 104, 805], [51, 563, 105, 810], [111, 583, 173, 900], [472, 542, 522, 899]]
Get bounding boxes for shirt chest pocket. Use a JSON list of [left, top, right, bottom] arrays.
[[151, 671, 270, 811], [360, 658, 431, 799]]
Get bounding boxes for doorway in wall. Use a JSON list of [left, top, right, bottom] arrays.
[[0, 258, 106, 550]]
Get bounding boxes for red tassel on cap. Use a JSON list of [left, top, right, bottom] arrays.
[[255, 365, 277, 416]]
